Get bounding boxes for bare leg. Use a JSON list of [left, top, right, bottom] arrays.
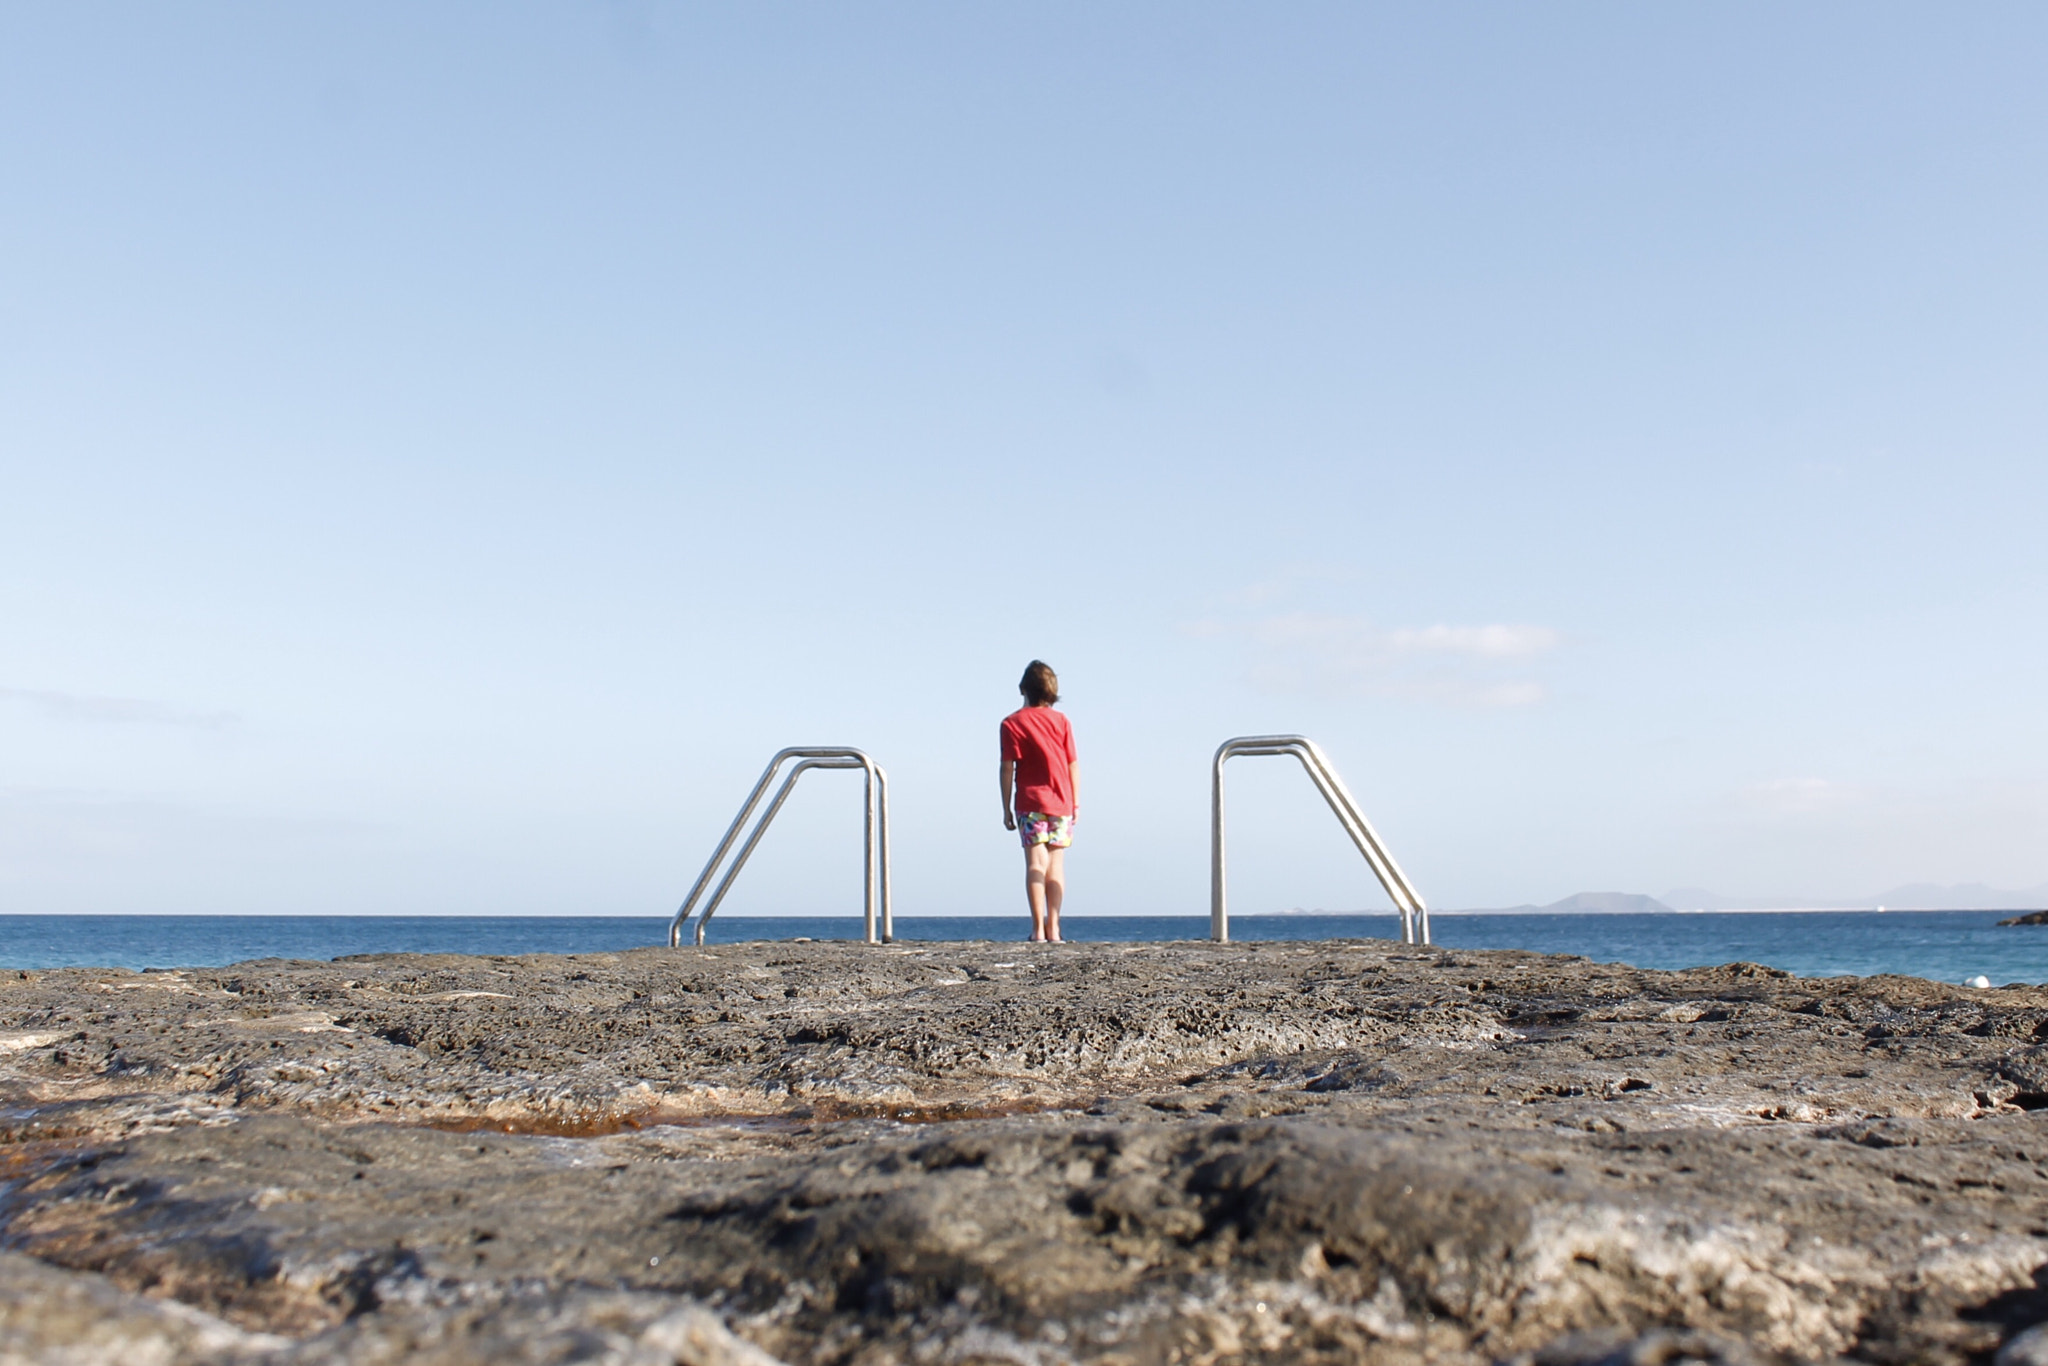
[[1043, 846, 1066, 943], [1024, 843, 1051, 941]]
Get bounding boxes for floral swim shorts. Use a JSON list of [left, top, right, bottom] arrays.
[[1017, 812, 1075, 850]]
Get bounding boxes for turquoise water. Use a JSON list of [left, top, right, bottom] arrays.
[[1, 911, 2043, 984]]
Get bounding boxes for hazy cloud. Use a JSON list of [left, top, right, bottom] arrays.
[[1214, 564, 1355, 611], [1385, 624, 1561, 659], [1739, 777, 1867, 817], [1464, 680, 1548, 708], [0, 687, 239, 731], [1198, 610, 1561, 707]]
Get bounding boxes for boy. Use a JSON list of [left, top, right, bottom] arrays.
[[999, 660, 1079, 943]]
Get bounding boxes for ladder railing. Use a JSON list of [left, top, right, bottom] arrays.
[[669, 747, 891, 947], [1211, 735, 1429, 945]]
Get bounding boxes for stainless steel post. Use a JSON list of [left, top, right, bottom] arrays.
[[1209, 735, 1429, 947], [669, 747, 892, 949], [1210, 747, 1230, 944], [693, 758, 861, 944], [875, 763, 893, 943], [862, 763, 876, 946], [669, 750, 796, 948]]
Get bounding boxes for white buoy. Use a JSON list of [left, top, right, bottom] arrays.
[[1967, 975, 1992, 989]]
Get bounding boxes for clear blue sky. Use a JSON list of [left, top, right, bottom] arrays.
[[4, 4, 2045, 917]]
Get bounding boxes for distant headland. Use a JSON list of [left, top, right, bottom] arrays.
[[1436, 883, 2048, 914]]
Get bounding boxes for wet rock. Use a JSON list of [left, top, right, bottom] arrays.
[[0, 1248, 287, 1363], [7, 940, 2048, 1362], [0, 1256, 786, 1366], [2000, 1323, 2048, 1366], [1506, 1327, 1788, 1365]]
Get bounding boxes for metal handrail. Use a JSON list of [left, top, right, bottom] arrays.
[[1211, 735, 1429, 946], [668, 747, 891, 947]]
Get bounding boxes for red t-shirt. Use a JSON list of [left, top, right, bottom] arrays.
[[1000, 706, 1077, 816]]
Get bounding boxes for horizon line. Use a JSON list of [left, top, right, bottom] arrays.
[[0, 907, 2031, 919]]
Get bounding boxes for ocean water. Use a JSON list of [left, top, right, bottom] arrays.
[[2, 911, 2045, 985]]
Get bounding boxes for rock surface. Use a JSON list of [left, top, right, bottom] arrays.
[[6, 939, 2048, 1364]]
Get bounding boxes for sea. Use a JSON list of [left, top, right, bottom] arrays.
[[2, 911, 2045, 985]]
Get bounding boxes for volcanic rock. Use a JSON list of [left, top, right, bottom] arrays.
[[5, 939, 2048, 1363]]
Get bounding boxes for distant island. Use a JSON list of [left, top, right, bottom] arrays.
[[1293, 884, 2048, 916], [1458, 886, 2048, 915], [1464, 891, 1677, 915], [1664, 881, 2048, 911], [1267, 894, 1676, 915]]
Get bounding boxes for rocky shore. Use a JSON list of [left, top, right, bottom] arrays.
[[6, 938, 2048, 1365]]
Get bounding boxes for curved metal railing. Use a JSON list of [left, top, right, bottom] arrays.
[[1211, 735, 1429, 945], [669, 747, 891, 947]]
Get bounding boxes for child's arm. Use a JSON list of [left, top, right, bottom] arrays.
[[1069, 762, 1079, 815], [999, 760, 1017, 830]]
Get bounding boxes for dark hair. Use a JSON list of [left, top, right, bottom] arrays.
[[1019, 660, 1060, 706]]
